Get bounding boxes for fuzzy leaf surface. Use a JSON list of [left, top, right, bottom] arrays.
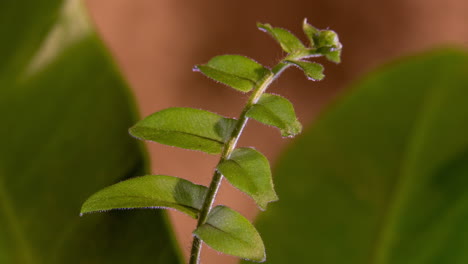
[[129, 107, 237, 154], [246, 49, 468, 264], [194, 206, 265, 262], [218, 148, 278, 210], [247, 93, 302, 137], [195, 55, 271, 92], [0, 0, 182, 263], [286, 60, 325, 81], [257, 23, 306, 53], [81, 175, 208, 218], [324, 49, 342, 63], [316, 30, 341, 49], [302, 18, 319, 47]]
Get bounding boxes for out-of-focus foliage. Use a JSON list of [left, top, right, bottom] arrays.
[[247, 49, 468, 264], [0, 0, 181, 263]]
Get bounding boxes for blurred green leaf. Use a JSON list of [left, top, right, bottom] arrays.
[[130, 107, 237, 154], [82, 175, 208, 219], [257, 23, 306, 54], [247, 93, 302, 137], [194, 55, 271, 92], [246, 49, 468, 264], [194, 205, 265, 262], [217, 148, 278, 210], [286, 60, 325, 80], [0, 0, 182, 263]]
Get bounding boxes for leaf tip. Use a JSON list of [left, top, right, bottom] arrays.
[[128, 125, 137, 137], [257, 195, 279, 211], [256, 22, 269, 32], [79, 207, 92, 217], [192, 65, 201, 72], [280, 122, 302, 138], [78, 210, 94, 217], [306, 73, 325, 81], [247, 244, 267, 263]]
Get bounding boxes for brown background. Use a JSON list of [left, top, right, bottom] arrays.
[[84, 0, 468, 263]]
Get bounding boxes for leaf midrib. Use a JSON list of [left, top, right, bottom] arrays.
[[221, 158, 258, 193], [203, 223, 252, 248], [0, 175, 36, 264], [202, 65, 258, 84], [137, 127, 226, 145], [249, 103, 287, 130], [370, 65, 449, 264]]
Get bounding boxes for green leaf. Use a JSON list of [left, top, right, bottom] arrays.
[[81, 175, 208, 218], [285, 60, 325, 81], [246, 49, 468, 264], [217, 148, 278, 210], [194, 55, 271, 92], [0, 0, 182, 263], [257, 23, 306, 53], [302, 18, 319, 47], [324, 49, 342, 63], [316, 30, 342, 49], [246, 93, 302, 137], [129, 107, 237, 154], [194, 206, 265, 262], [301, 18, 342, 57]]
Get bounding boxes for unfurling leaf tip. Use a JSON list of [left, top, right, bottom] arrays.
[[256, 22, 269, 32]]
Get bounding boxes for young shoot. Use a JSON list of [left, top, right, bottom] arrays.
[[81, 19, 342, 264]]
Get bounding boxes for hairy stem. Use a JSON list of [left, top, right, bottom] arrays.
[[189, 61, 290, 264]]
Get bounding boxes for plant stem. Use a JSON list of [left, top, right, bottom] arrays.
[[189, 61, 291, 264]]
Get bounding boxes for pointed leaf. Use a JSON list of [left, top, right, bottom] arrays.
[[218, 148, 278, 210], [194, 55, 271, 92], [0, 0, 181, 262], [194, 206, 265, 262], [286, 60, 325, 81], [246, 93, 302, 137], [302, 18, 319, 47], [325, 49, 342, 63], [257, 23, 306, 53], [81, 175, 208, 218], [129, 107, 237, 154]]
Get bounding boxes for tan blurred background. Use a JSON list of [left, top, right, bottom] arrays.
[[84, 0, 467, 263]]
